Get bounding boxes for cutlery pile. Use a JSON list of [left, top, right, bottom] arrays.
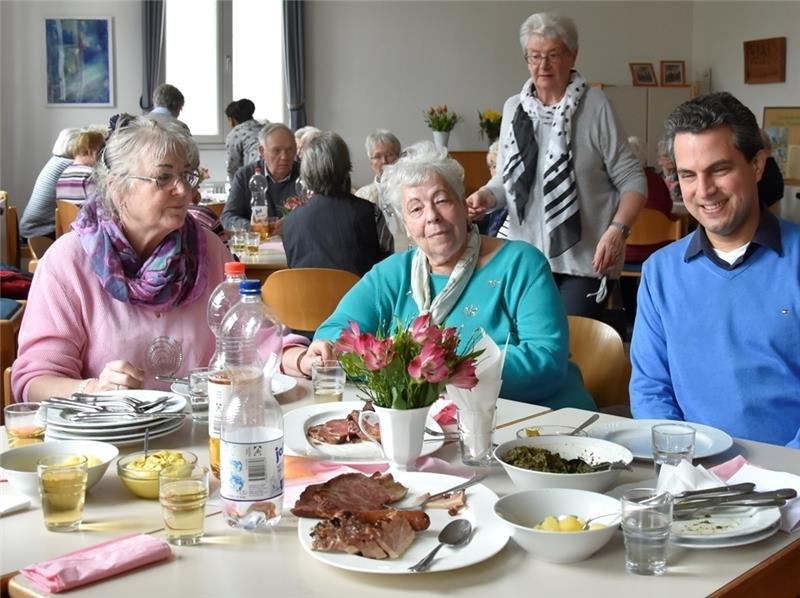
[[671, 483, 796, 519]]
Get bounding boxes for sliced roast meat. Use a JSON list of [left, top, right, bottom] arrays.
[[307, 418, 351, 445], [292, 472, 408, 519], [310, 510, 417, 560]]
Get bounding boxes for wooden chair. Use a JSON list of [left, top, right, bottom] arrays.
[[622, 208, 683, 278], [2, 191, 21, 267], [27, 236, 53, 260], [261, 268, 360, 332], [448, 151, 491, 197], [567, 315, 631, 413], [2, 367, 14, 423], [0, 300, 25, 414], [55, 200, 82, 237], [205, 202, 225, 217]]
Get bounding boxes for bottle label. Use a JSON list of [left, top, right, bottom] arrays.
[[220, 435, 284, 501], [208, 379, 232, 439], [251, 205, 269, 223]]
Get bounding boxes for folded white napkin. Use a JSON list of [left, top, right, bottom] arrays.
[[724, 464, 800, 533], [0, 491, 30, 517], [655, 460, 724, 495]]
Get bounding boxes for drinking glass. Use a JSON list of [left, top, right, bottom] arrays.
[[5, 403, 47, 448], [230, 231, 247, 257], [311, 360, 345, 403], [651, 423, 695, 476], [264, 217, 280, 240], [38, 454, 88, 532], [457, 407, 496, 467], [145, 336, 183, 379], [159, 463, 209, 546], [245, 232, 261, 257], [621, 488, 673, 575], [188, 367, 211, 421]]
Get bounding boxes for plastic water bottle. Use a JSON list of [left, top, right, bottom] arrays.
[[219, 280, 284, 530], [249, 165, 269, 238], [206, 262, 247, 479]]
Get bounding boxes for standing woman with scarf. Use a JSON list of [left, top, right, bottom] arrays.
[[13, 117, 307, 402], [467, 13, 646, 317], [300, 142, 593, 409]]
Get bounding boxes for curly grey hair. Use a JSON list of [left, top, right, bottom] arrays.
[[93, 116, 199, 216], [364, 130, 401, 159], [519, 12, 579, 54], [380, 141, 465, 217]]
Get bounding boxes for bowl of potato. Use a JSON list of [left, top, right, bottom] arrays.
[[493, 488, 620, 563], [0, 440, 119, 500], [494, 435, 633, 493]]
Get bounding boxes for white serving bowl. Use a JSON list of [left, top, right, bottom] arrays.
[[494, 488, 620, 563], [494, 435, 634, 493], [0, 440, 119, 500]]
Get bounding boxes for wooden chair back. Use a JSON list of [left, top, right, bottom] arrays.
[[2, 367, 14, 422], [627, 208, 683, 246], [2, 191, 21, 267], [205, 202, 225, 217], [567, 315, 631, 411], [261, 268, 360, 332], [0, 301, 25, 414], [27, 236, 54, 260], [448, 151, 491, 197], [55, 200, 82, 237]]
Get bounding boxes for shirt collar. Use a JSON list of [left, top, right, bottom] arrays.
[[684, 207, 783, 268], [264, 160, 298, 184]]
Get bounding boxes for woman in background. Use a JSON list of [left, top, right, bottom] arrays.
[[224, 98, 263, 181], [55, 129, 106, 203]]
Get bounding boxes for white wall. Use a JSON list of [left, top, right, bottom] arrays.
[[0, 0, 142, 211]]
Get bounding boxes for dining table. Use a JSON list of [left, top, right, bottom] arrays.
[[2, 381, 799, 597], [235, 238, 288, 284]]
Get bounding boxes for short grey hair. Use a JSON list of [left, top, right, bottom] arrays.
[[152, 83, 185, 113], [295, 125, 320, 141], [300, 131, 352, 196], [52, 128, 81, 157], [259, 122, 294, 147], [94, 117, 199, 216], [519, 13, 579, 54], [365, 130, 401, 158], [380, 141, 465, 217]]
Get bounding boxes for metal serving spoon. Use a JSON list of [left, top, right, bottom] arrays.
[[570, 413, 600, 435], [408, 519, 473, 572]]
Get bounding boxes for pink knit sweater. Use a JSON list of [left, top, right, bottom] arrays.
[[12, 230, 305, 400]]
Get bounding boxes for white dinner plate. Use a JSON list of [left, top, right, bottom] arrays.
[[171, 373, 296, 403], [296, 471, 509, 573], [671, 518, 781, 549], [46, 418, 186, 446], [589, 419, 733, 460], [46, 391, 187, 430], [671, 506, 782, 541], [284, 401, 444, 463]]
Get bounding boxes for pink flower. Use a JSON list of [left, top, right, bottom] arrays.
[[407, 342, 449, 383], [363, 337, 395, 371], [335, 321, 362, 354], [449, 360, 478, 390], [440, 326, 459, 354], [410, 313, 442, 345]]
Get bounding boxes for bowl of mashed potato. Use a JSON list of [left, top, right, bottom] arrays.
[[117, 450, 198, 499]]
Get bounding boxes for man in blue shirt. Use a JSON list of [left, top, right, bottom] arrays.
[[630, 92, 800, 449]]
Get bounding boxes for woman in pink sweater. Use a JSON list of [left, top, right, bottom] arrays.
[[13, 117, 307, 402]]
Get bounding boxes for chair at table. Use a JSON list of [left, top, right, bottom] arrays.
[[205, 202, 225, 217], [621, 208, 683, 279], [55, 200, 82, 237], [27, 236, 53, 260], [1, 191, 21, 267], [567, 315, 631, 415], [0, 300, 26, 417], [261, 268, 360, 333]]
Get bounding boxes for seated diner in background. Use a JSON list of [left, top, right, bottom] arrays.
[[221, 122, 300, 231], [630, 92, 800, 449], [299, 141, 595, 409], [281, 131, 390, 277], [12, 117, 308, 403], [55, 128, 106, 203]]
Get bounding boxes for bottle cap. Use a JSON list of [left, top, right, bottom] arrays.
[[224, 262, 246, 276], [239, 279, 261, 295]]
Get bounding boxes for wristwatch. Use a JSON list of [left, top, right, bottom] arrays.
[[609, 221, 631, 239]]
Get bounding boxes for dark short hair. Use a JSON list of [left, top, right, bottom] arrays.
[[300, 131, 352, 196], [225, 98, 256, 123], [663, 92, 763, 161]]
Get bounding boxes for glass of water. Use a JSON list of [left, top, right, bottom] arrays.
[[621, 488, 673, 575], [651, 423, 696, 476], [188, 367, 211, 421], [311, 360, 345, 403]]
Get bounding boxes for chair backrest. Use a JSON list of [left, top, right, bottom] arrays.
[[628, 208, 683, 245], [0, 301, 25, 414], [567, 315, 631, 411], [205, 202, 225, 217], [55, 200, 82, 237], [261, 268, 360, 332], [2, 367, 14, 422], [27, 236, 54, 260], [1, 191, 20, 267]]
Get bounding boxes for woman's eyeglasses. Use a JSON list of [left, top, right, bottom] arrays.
[[129, 171, 202, 190], [524, 52, 568, 66]]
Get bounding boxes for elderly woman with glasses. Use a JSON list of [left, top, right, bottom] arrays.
[[13, 117, 309, 402], [297, 141, 594, 409], [467, 12, 646, 318]]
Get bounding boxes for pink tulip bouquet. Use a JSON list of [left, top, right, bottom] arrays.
[[335, 314, 483, 410]]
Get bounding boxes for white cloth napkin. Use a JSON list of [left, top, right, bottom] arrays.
[[445, 333, 503, 454], [655, 460, 724, 495], [724, 464, 800, 533]]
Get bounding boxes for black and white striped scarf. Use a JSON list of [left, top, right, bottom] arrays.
[[502, 71, 588, 257]]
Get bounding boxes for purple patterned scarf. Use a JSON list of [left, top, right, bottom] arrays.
[[73, 194, 208, 310]]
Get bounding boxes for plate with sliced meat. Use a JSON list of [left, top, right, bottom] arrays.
[[295, 471, 509, 573], [284, 401, 446, 463]]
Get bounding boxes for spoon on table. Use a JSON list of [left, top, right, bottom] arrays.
[[408, 519, 473, 572], [570, 413, 600, 436]]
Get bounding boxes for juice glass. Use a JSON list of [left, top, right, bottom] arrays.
[[159, 463, 210, 545], [38, 454, 88, 532]]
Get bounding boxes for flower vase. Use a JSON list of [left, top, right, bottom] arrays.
[[358, 404, 431, 471], [433, 130, 450, 151]]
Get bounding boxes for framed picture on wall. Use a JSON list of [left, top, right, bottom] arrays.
[[660, 61, 686, 87], [45, 17, 114, 106], [744, 37, 786, 84], [629, 63, 657, 87], [763, 106, 800, 185]]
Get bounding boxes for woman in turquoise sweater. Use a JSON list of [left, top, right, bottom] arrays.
[[299, 142, 593, 409]]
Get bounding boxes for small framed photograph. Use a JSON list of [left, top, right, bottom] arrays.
[[629, 63, 657, 87], [660, 61, 686, 87]]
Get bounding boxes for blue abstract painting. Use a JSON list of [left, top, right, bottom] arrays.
[[46, 18, 113, 106]]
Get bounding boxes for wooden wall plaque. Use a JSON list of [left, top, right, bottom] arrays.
[[744, 37, 786, 84]]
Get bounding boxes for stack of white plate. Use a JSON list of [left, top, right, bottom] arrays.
[[45, 391, 188, 447]]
